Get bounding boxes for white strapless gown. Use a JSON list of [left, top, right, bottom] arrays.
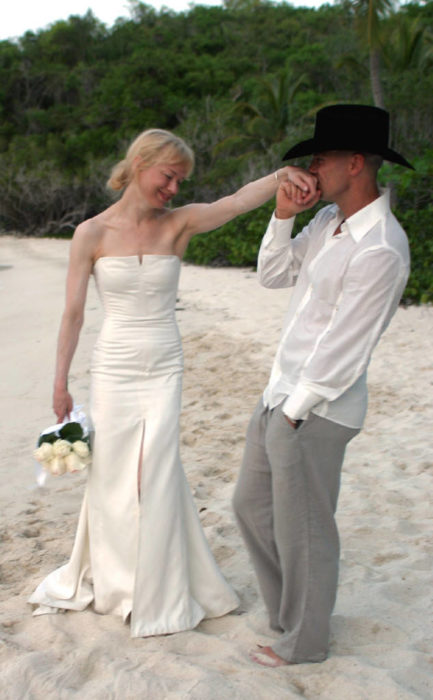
[[29, 255, 239, 637]]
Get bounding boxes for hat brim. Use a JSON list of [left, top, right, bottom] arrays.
[[283, 138, 414, 170]]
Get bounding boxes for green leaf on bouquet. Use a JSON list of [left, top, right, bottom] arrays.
[[59, 422, 84, 442], [37, 432, 58, 446]]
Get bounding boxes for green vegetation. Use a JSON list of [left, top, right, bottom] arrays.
[[0, 0, 432, 302]]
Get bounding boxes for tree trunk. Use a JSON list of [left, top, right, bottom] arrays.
[[370, 48, 385, 109]]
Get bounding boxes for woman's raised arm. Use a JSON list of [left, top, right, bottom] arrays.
[[174, 166, 317, 243]]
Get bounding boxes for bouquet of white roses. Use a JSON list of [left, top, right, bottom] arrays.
[[33, 405, 91, 480]]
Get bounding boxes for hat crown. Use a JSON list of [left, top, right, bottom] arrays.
[[313, 105, 389, 152], [282, 103, 414, 169]]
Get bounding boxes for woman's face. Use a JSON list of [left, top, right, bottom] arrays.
[[137, 161, 189, 208]]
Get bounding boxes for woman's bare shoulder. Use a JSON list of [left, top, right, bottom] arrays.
[[71, 214, 107, 259], [74, 213, 106, 238]]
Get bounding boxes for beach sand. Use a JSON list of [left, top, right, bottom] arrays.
[[0, 235, 432, 699]]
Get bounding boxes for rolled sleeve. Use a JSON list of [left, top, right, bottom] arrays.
[[257, 214, 298, 289], [264, 213, 295, 249], [282, 385, 323, 420]]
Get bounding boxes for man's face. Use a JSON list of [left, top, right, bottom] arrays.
[[308, 151, 354, 203]]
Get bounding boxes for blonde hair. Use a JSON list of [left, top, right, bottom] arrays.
[[107, 129, 195, 191]]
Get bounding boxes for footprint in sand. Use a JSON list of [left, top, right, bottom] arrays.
[[331, 614, 408, 650], [372, 551, 407, 566]]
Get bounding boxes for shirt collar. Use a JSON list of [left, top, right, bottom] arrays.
[[339, 188, 390, 243]]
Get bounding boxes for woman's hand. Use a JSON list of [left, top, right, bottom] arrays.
[[276, 165, 318, 199], [53, 387, 73, 423], [275, 177, 321, 219]]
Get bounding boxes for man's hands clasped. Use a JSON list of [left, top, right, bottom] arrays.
[[277, 166, 320, 219]]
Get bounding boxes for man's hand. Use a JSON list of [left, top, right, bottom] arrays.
[[285, 416, 303, 430], [275, 178, 321, 220], [283, 166, 318, 198]]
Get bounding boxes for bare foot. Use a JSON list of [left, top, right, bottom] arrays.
[[249, 644, 288, 668]]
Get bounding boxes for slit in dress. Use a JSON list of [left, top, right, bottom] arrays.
[[137, 421, 145, 499]]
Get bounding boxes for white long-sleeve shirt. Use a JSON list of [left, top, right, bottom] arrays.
[[259, 189, 410, 428]]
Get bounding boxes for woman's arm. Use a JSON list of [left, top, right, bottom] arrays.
[[173, 166, 318, 244], [52, 223, 95, 421]]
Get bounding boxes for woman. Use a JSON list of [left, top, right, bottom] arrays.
[[29, 129, 317, 637]]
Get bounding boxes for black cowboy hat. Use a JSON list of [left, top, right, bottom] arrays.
[[283, 104, 414, 170]]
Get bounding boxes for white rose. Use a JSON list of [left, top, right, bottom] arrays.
[[65, 452, 86, 473], [34, 442, 54, 462], [72, 440, 90, 459], [53, 439, 72, 457], [50, 456, 67, 475]]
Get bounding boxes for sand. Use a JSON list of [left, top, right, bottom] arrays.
[[0, 235, 432, 699]]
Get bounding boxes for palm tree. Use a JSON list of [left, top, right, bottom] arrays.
[[382, 15, 433, 73], [352, 0, 396, 108], [338, 7, 433, 105], [214, 65, 307, 158]]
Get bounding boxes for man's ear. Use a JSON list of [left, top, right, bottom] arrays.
[[350, 153, 365, 176]]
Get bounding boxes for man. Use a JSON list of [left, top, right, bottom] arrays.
[[233, 104, 413, 667]]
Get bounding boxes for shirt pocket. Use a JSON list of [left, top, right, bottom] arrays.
[[307, 244, 351, 306], [310, 275, 342, 307]]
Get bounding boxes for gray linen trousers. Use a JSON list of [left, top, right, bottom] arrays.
[[233, 399, 359, 663]]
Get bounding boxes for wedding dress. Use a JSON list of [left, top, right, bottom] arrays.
[[29, 254, 238, 636]]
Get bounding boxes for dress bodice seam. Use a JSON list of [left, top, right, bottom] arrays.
[[94, 254, 181, 267]]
